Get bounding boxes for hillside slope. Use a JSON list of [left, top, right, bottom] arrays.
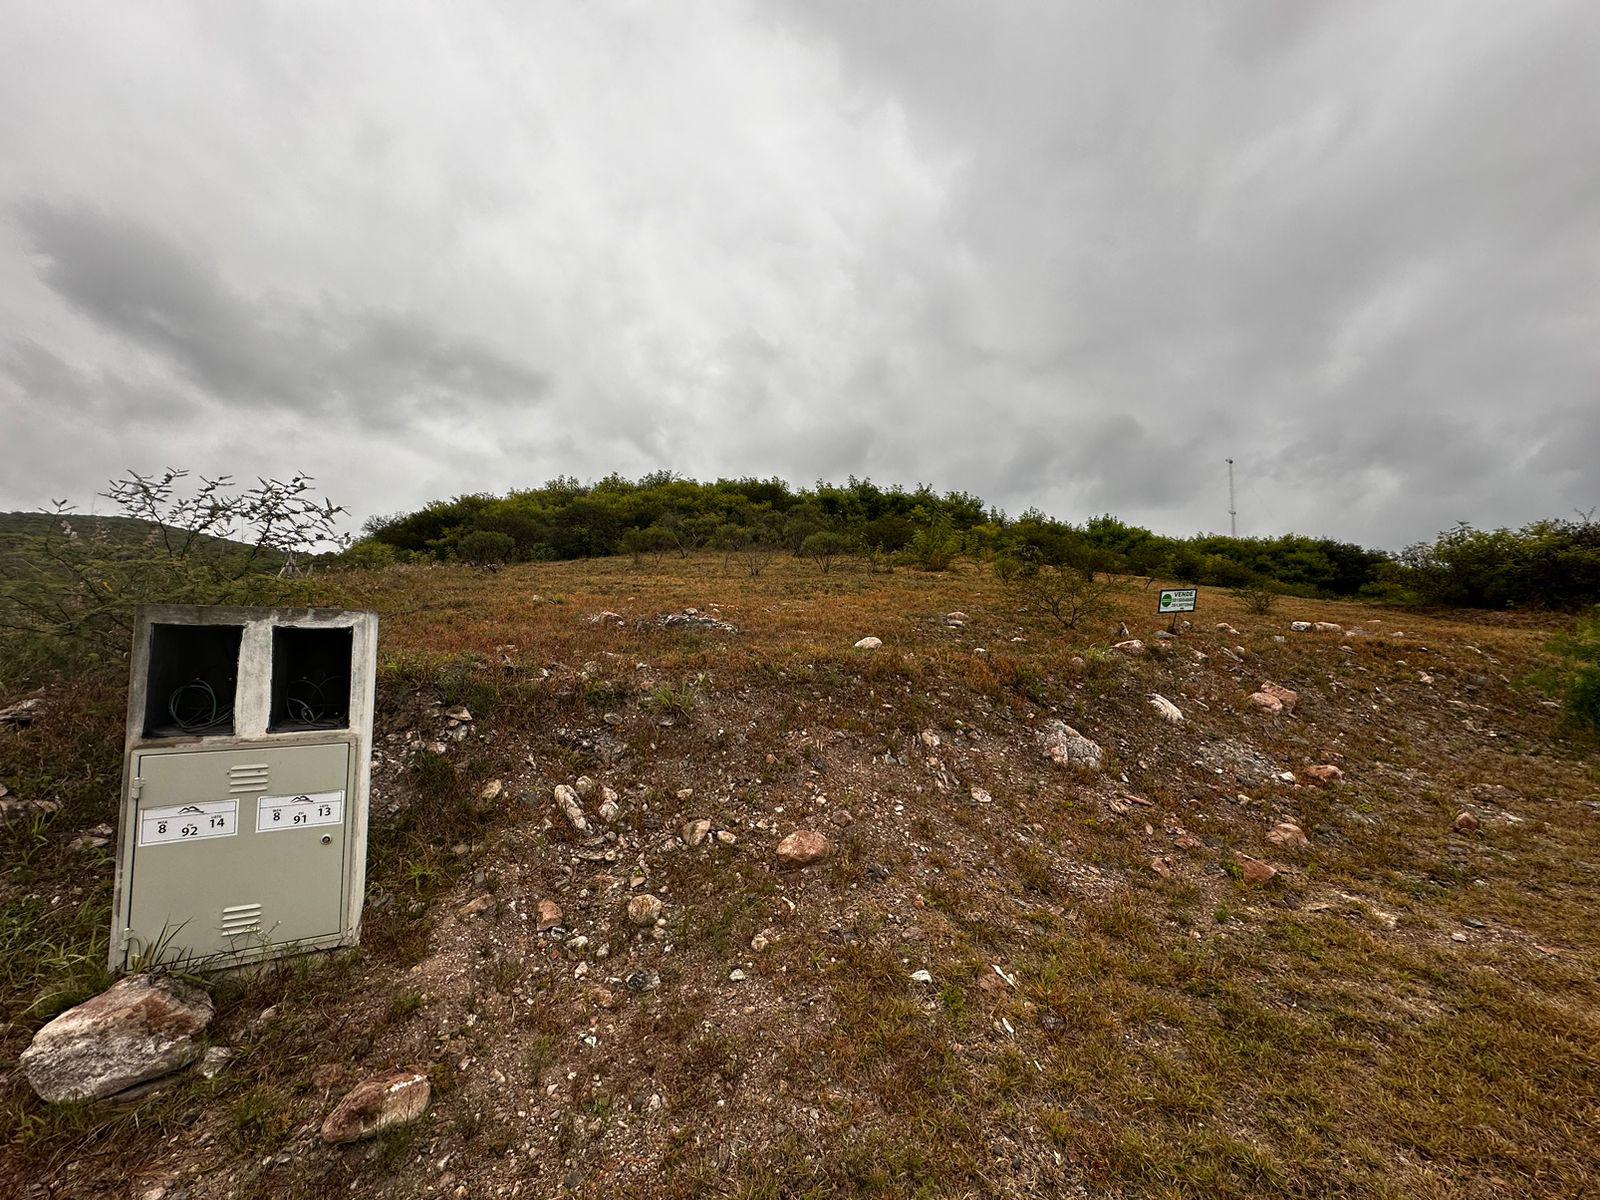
[[2, 557, 1597, 1199]]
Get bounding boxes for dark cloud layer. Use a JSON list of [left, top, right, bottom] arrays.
[[1, 1, 1595, 546]]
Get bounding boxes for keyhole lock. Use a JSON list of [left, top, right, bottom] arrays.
[[321, 834, 332, 845]]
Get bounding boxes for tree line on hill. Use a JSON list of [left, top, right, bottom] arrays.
[[3, 470, 1596, 732], [355, 472, 1598, 610]]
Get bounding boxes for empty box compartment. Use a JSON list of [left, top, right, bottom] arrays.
[[269, 627, 353, 731], [143, 623, 243, 737]]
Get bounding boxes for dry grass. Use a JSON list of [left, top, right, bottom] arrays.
[[2, 553, 1598, 1198]]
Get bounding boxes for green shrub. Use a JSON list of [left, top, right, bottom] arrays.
[[1548, 614, 1600, 736], [338, 538, 399, 570], [995, 550, 1115, 631], [0, 470, 341, 681], [801, 530, 851, 573], [1231, 581, 1279, 615], [454, 529, 516, 566], [905, 517, 960, 572], [619, 525, 673, 564], [1401, 517, 1600, 610]]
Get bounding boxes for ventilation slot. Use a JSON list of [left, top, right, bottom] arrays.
[[219, 903, 263, 937], [228, 763, 271, 794]]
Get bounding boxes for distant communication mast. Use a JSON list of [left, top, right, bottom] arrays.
[[1226, 458, 1238, 538]]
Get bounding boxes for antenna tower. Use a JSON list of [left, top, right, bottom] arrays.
[[1226, 458, 1237, 538]]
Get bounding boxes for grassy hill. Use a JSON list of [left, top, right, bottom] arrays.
[[0, 509, 279, 559], [2, 555, 1597, 1197]]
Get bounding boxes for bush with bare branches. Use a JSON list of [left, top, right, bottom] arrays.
[[1, 470, 346, 681]]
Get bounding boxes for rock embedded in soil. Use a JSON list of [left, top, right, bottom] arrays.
[[555, 784, 589, 834], [1303, 764, 1344, 783], [1266, 822, 1310, 849], [1236, 856, 1278, 885], [776, 829, 832, 867], [853, 636, 883, 650], [627, 893, 664, 926], [198, 1046, 234, 1079], [681, 819, 712, 846], [20, 974, 214, 1103], [1113, 639, 1145, 654], [478, 779, 503, 803], [535, 899, 564, 931], [1148, 694, 1183, 723], [1248, 691, 1285, 714], [1453, 810, 1481, 834], [319, 1071, 431, 1144], [0, 696, 43, 726], [1260, 682, 1299, 712], [1040, 720, 1103, 771]]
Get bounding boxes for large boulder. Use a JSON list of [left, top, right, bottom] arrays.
[[320, 1071, 431, 1144], [20, 975, 214, 1103], [1040, 720, 1103, 771]]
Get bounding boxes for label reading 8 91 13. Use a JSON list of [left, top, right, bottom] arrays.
[[139, 800, 238, 846], [257, 791, 344, 832]]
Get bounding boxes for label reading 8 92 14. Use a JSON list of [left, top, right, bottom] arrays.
[[257, 791, 344, 832], [139, 800, 238, 846]]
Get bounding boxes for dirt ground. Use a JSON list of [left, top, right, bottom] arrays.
[[3, 555, 1598, 1199]]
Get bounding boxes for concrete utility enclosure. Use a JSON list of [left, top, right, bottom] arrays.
[[111, 605, 378, 971]]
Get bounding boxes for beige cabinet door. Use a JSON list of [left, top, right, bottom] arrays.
[[125, 743, 350, 967]]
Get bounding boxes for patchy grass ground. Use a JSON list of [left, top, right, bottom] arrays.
[[3, 554, 1598, 1199]]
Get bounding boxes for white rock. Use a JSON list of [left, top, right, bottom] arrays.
[[1148, 694, 1183, 723], [554, 784, 589, 834], [627, 894, 664, 926], [20, 975, 214, 1103], [854, 637, 883, 650], [1040, 720, 1103, 771], [199, 1046, 234, 1079], [910, 969, 934, 984]]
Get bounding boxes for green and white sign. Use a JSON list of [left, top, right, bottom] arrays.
[[1158, 588, 1197, 614]]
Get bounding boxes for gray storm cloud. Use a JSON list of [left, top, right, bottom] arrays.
[[0, 0, 1595, 546]]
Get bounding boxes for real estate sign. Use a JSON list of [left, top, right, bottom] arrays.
[[1158, 588, 1197, 614]]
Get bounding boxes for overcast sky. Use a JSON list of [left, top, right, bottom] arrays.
[[2, 2, 1596, 548]]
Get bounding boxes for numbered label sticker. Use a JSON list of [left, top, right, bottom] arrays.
[[257, 791, 344, 832], [139, 800, 238, 846]]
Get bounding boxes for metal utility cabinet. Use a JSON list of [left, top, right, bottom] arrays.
[[110, 605, 378, 971]]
